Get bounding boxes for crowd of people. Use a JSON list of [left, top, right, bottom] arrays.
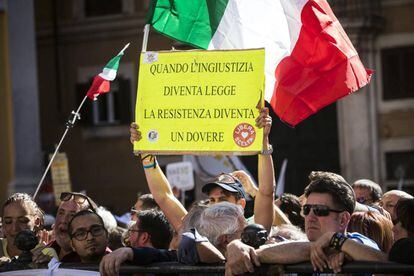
[[1, 107, 413, 275]]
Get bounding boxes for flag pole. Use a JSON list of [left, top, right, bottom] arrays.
[[275, 158, 288, 197], [142, 24, 150, 52], [33, 95, 88, 200]]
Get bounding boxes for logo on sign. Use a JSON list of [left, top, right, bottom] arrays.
[[147, 130, 159, 142], [233, 123, 256, 148]]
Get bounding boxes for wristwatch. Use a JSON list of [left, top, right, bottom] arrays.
[[329, 232, 348, 250], [261, 144, 273, 155]]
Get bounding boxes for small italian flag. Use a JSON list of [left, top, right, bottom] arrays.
[[86, 43, 130, 100], [148, 0, 372, 126]]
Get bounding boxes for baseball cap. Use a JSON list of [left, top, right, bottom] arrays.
[[202, 173, 247, 199]]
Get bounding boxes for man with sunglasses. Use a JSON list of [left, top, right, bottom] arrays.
[[225, 171, 380, 275], [48, 192, 98, 262], [69, 209, 111, 263]]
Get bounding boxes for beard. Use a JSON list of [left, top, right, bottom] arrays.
[[80, 243, 106, 263]]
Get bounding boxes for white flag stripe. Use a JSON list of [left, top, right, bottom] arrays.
[[99, 68, 117, 81], [208, 0, 307, 102]]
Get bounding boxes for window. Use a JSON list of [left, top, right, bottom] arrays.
[[84, 0, 123, 17], [381, 46, 414, 100], [385, 150, 414, 181], [77, 76, 132, 127]]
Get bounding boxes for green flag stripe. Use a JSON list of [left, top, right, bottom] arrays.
[[104, 54, 122, 70], [149, 0, 230, 49]]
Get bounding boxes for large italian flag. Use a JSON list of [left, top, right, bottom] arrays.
[[148, 0, 372, 126]]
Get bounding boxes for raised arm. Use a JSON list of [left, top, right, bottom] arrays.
[[235, 171, 290, 227], [253, 108, 275, 231], [232, 171, 291, 230], [130, 123, 187, 231], [272, 202, 291, 226]]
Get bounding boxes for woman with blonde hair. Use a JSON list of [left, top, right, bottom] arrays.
[[347, 211, 394, 252]]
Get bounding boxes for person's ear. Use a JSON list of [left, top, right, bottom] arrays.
[[139, 232, 150, 245], [339, 211, 351, 231], [237, 198, 246, 209], [70, 240, 75, 251]]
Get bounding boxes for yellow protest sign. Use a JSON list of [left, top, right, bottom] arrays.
[[134, 49, 265, 155]]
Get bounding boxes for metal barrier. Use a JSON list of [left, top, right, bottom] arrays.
[[1, 261, 414, 274], [57, 261, 414, 275]]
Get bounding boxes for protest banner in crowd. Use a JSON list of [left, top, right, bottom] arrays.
[[134, 48, 265, 155]]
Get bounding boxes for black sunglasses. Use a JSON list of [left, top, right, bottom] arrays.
[[60, 192, 96, 211], [301, 204, 344, 217]]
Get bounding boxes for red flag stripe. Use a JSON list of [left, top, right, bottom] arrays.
[[271, 0, 372, 126], [86, 75, 111, 100]]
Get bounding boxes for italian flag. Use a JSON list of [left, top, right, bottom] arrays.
[[148, 0, 372, 126], [86, 43, 130, 100]]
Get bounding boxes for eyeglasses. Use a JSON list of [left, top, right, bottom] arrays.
[[70, 225, 106, 241], [128, 228, 142, 234], [128, 227, 150, 239], [301, 204, 344, 217], [60, 192, 96, 211]]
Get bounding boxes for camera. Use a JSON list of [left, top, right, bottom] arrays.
[[241, 223, 268, 249]]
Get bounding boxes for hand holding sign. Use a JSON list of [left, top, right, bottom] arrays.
[[255, 107, 272, 152], [130, 122, 141, 144]]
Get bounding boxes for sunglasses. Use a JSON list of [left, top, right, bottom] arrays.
[[70, 224, 106, 241], [60, 192, 96, 211], [217, 173, 238, 184], [301, 204, 344, 217]]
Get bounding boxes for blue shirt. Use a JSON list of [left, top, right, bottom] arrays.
[[346, 232, 380, 250]]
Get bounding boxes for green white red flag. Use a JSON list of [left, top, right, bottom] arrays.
[[148, 0, 372, 126], [86, 43, 130, 100]]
